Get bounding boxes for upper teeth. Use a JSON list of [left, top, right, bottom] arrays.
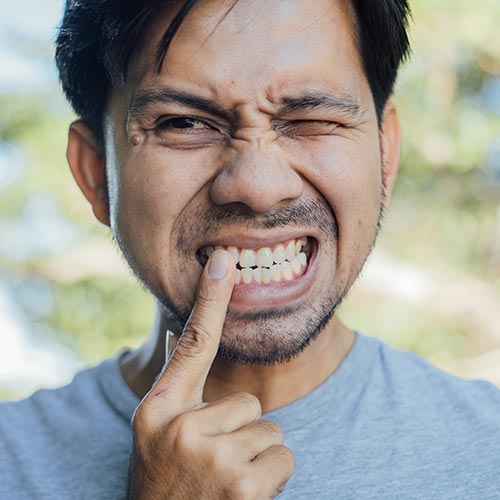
[[201, 237, 309, 269]]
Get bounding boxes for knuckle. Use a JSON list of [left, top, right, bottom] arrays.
[[231, 474, 259, 500], [176, 325, 212, 356], [258, 419, 283, 437], [131, 404, 147, 428], [275, 480, 290, 498], [131, 404, 154, 436], [232, 392, 262, 418], [167, 413, 199, 453], [196, 284, 221, 307], [275, 445, 296, 473], [130, 407, 160, 457], [208, 438, 231, 470]]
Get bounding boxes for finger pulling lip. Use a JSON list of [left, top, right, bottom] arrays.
[[195, 235, 315, 275], [193, 236, 319, 308]]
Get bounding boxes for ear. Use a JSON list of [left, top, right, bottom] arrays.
[[67, 120, 110, 226], [380, 101, 402, 207]]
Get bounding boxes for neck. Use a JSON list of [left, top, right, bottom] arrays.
[[120, 303, 355, 413]]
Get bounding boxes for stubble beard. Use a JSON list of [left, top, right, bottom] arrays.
[[114, 195, 385, 367]]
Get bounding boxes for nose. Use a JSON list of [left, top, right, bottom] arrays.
[[209, 140, 304, 214]]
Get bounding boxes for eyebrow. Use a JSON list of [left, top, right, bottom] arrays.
[[279, 92, 362, 121], [128, 88, 230, 122], [128, 87, 362, 123]]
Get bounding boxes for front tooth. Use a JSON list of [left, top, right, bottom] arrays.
[[252, 268, 262, 284], [285, 241, 295, 261], [271, 264, 282, 282], [215, 245, 224, 251], [205, 246, 215, 257], [295, 240, 302, 254], [262, 268, 272, 284], [241, 268, 253, 284], [298, 252, 307, 266], [239, 249, 256, 268], [256, 247, 273, 267], [281, 261, 293, 280], [227, 246, 239, 264], [273, 245, 286, 264], [235, 269, 241, 284], [291, 256, 301, 274]]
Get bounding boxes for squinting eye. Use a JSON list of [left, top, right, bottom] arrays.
[[148, 115, 226, 149], [156, 117, 210, 131], [278, 120, 339, 137]]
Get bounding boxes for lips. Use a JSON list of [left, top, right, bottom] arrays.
[[197, 237, 314, 285]]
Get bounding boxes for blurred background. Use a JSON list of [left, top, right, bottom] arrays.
[[0, 0, 499, 399]]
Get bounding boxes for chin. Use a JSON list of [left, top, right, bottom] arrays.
[[215, 290, 342, 366]]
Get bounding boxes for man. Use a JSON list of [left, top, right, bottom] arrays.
[[1, 0, 500, 498]]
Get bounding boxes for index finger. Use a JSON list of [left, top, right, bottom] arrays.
[[148, 250, 235, 410]]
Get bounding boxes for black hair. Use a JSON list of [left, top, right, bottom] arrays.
[[55, 0, 411, 144]]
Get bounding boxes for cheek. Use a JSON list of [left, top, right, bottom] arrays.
[[293, 137, 382, 279], [114, 149, 201, 231], [110, 149, 208, 288]]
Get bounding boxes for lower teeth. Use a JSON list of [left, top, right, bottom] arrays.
[[235, 252, 308, 285]]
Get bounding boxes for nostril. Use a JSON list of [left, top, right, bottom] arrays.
[[208, 148, 303, 214]]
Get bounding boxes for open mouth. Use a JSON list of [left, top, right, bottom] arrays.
[[197, 237, 315, 285]]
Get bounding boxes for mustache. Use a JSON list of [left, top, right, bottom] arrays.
[[176, 198, 338, 255]]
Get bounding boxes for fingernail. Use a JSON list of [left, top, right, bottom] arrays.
[[207, 250, 229, 280]]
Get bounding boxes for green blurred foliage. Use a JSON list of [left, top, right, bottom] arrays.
[[397, 0, 500, 175], [46, 277, 152, 363], [0, 0, 499, 372]]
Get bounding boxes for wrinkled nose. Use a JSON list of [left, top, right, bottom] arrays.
[[209, 141, 304, 214]]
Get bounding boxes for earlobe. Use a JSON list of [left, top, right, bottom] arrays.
[[380, 101, 402, 207], [67, 120, 110, 226]]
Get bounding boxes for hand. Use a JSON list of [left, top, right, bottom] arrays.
[[127, 250, 295, 499]]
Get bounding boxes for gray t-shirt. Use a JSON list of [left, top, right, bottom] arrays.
[[1, 332, 500, 499]]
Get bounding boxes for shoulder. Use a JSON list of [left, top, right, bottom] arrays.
[[373, 334, 499, 399], [1, 357, 109, 421], [345, 334, 500, 486], [0, 354, 134, 449], [360, 333, 500, 428], [0, 355, 134, 498]]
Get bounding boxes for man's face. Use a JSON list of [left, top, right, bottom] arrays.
[[103, 0, 392, 363]]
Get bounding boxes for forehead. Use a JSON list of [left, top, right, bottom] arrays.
[[127, 0, 368, 109]]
